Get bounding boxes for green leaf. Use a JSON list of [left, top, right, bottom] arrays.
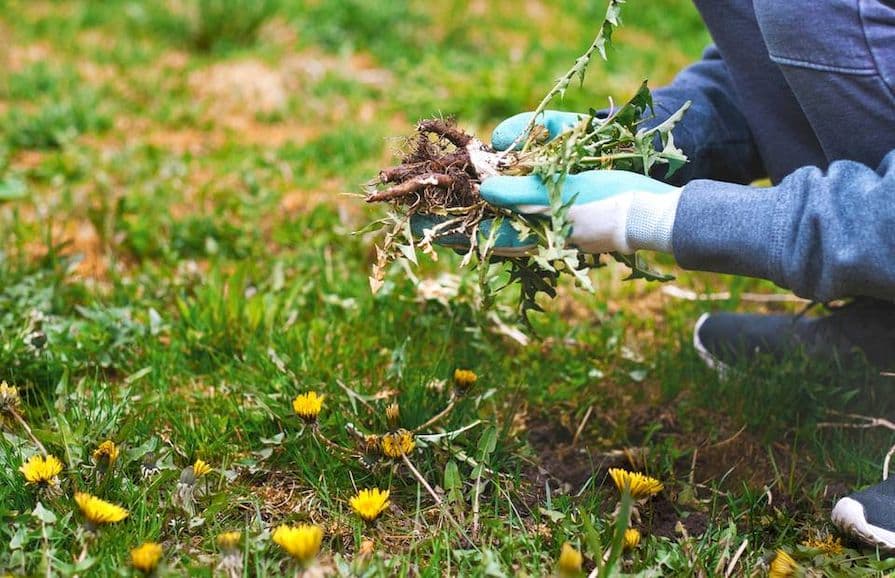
[[32, 502, 56, 524]]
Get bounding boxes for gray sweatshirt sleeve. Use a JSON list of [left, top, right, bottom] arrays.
[[645, 45, 766, 186], [673, 151, 895, 302]]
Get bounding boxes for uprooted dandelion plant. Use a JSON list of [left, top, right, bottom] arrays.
[[364, 0, 690, 325]]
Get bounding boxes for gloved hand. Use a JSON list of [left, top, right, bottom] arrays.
[[411, 110, 682, 256], [491, 110, 587, 151], [483, 110, 682, 255]]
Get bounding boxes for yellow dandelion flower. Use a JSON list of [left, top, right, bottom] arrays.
[[92, 440, 119, 467], [20, 454, 63, 485], [292, 392, 324, 422], [802, 534, 843, 555], [217, 531, 242, 551], [769, 549, 798, 578], [130, 542, 163, 573], [192, 459, 212, 478], [350, 488, 390, 522], [0, 381, 20, 411], [74, 492, 128, 525], [557, 542, 583, 576], [608, 468, 664, 499], [380, 429, 414, 458], [272, 524, 323, 563], [623, 528, 641, 551], [385, 403, 400, 426], [453, 369, 477, 391]]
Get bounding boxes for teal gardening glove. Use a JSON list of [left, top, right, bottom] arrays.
[[413, 110, 682, 256]]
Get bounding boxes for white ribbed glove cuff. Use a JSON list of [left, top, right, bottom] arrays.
[[624, 188, 682, 253]]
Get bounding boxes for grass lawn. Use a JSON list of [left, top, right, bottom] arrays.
[[1, 0, 894, 575]]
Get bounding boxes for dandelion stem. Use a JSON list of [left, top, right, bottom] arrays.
[[504, 0, 624, 156], [413, 393, 457, 434], [12, 410, 47, 456], [312, 428, 357, 457], [401, 454, 477, 550]]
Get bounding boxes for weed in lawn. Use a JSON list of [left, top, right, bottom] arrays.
[[1, 0, 894, 575]]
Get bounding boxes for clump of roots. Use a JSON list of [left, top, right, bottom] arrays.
[[365, 119, 508, 232]]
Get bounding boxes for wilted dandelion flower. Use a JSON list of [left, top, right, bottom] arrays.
[[608, 468, 664, 499], [802, 534, 843, 555], [350, 488, 390, 522], [769, 549, 798, 578], [380, 429, 414, 458], [557, 542, 583, 576], [175, 460, 211, 516], [623, 528, 641, 551], [385, 403, 400, 427], [130, 542, 163, 573], [141, 452, 161, 480], [217, 531, 242, 550], [92, 440, 119, 470], [74, 492, 128, 528], [272, 524, 323, 564], [292, 392, 324, 423], [453, 369, 477, 392], [0, 381, 20, 413], [20, 454, 63, 486], [216, 531, 243, 578]]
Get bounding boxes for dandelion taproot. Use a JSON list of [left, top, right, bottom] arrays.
[[272, 524, 323, 564], [623, 528, 641, 550], [20, 454, 63, 486], [92, 440, 119, 469], [769, 549, 798, 578], [380, 429, 414, 458], [130, 542, 163, 573], [557, 542, 583, 576], [608, 468, 664, 499], [74, 492, 128, 526], [350, 488, 390, 522], [292, 392, 324, 422]]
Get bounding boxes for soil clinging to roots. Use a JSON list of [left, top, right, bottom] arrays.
[[365, 119, 494, 214]]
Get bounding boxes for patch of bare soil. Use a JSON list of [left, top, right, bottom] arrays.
[[189, 59, 289, 120], [643, 496, 709, 538]]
